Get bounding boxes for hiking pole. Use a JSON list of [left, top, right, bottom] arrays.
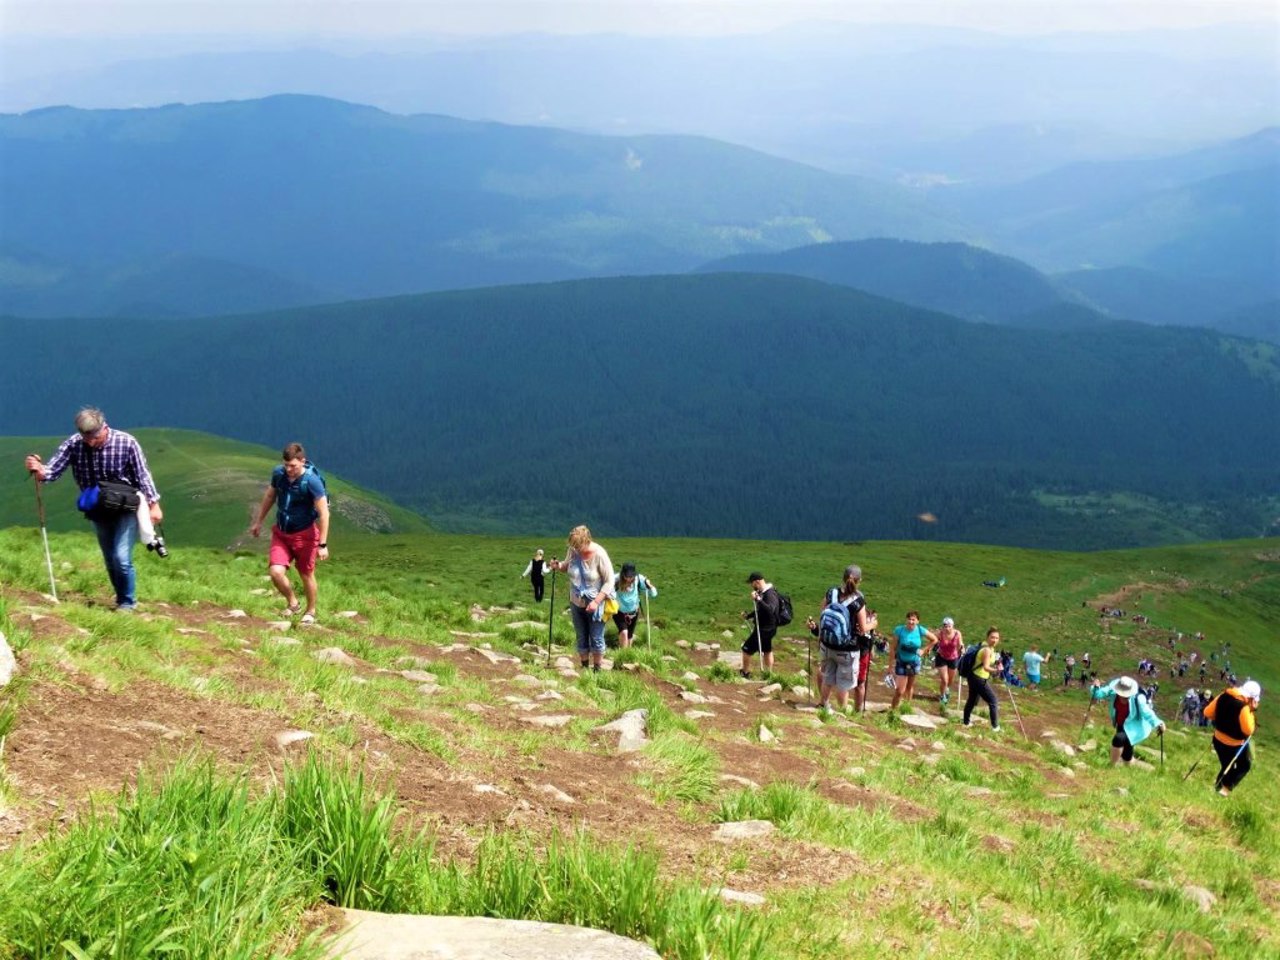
[[33, 472, 58, 602], [644, 590, 651, 651], [1183, 740, 1213, 781], [1159, 729, 1165, 768], [1076, 697, 1095, 745], [546, 567, 557, 666], [1214, 736, 1252, 791], [752, 597, 762, 677], [1006, 683, 1029, 739], [806, 634, 813, 703]]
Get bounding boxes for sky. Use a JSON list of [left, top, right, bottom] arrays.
[[3, 0, 1277, 37]]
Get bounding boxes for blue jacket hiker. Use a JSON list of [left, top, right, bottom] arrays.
[[612, 562, 657, 648], [1092, 675, 1164, 766]]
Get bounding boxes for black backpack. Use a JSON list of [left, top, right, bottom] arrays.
[[957, 644, 981, 680], [775, 592, 793, 627]]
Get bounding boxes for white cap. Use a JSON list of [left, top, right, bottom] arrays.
[[1239, 680, 1262, 702]]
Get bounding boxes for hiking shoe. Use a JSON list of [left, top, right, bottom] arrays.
[[113, 604, 137, 614], [990, 726, 1002, 733], [592, 664, 601, 673], [940, 691, 949, 705], [1218, 787, 1231, 798], [739, 670, 751, 680]]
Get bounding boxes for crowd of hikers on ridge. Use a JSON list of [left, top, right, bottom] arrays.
[[21, 407, 1266, 799]]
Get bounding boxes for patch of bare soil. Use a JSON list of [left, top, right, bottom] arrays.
[[0, 585, 1100, 896]]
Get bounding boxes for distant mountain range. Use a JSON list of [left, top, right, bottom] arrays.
[[0, 95, 961, 319], [2, 272, 1277, 549], [2, 97, 1275, 322]]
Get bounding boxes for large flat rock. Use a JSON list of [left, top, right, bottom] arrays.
[[328, 909, 661, 959]]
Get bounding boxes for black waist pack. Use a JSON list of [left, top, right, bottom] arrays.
[[78, 480, 141, 514]]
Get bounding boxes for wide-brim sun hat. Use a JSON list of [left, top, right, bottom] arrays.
[[1112, 676, 1139, 698]]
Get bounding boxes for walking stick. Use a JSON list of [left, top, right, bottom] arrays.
[[806, 634, 813, 703], [1159, 729, 1165, 768], [752, 597, 762, 677], [1214, 736, 1252, 791], [1006, 683, 1028, 739], [33, 473, 58, 602], [546, 567, 557, 666], [1076, 697, 1095, 745], [643, 589, 651, 651], [1183, 740, 1212, 781]]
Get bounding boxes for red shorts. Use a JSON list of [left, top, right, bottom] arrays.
[[858, 651, 872, 686], [270, 524, 319, 574]]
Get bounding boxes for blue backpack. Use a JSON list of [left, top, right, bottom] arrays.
[[273, 461, 327, 532], [957, 644, 982, 679], [818, 588, 856, 651]]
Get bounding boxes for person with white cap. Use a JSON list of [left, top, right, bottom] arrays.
[[1090, 675, 1165, 766], [1203, 680, 1261, 796]]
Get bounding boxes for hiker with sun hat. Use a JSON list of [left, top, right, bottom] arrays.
[[1091, 675, 1165, 766]]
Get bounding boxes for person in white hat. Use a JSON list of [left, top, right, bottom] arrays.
[[1091, 675, 1165, 766], [1203, 680, 1261, 796]]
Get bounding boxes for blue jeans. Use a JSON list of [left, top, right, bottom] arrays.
[[570, 603, 606, 656], [93, 511, 139, 608]]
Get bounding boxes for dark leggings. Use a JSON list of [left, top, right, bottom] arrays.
[[1112, 730, 1134, 762], [963, 676, 999, 727], [1214, 739, 1252, 791], [532, 579, 544, 602]]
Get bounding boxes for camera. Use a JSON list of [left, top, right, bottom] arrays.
[[147, 536, 169, 558]]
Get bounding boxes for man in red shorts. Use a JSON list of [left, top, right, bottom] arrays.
[[249, 442, 330, 623]]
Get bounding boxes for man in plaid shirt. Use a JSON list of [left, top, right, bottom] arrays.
[[25, 407, 162, 611]]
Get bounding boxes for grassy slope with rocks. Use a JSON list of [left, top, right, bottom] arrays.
[[0, 522, 1276, 959]]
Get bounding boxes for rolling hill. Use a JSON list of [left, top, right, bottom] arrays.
[[0, 95, 963, 319], [2, 272, 1278, 549]]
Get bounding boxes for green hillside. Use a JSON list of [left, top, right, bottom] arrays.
[[0, 525, 1276, 957], [0, 429, 430, 547], [3, 273, 1278, 549]]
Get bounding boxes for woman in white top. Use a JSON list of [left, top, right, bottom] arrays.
[[547, 525, 615, 672]]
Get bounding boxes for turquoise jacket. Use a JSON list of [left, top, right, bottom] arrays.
[[1091, 683, 1163, 746]]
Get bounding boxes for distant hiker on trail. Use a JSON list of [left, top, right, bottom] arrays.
[[546, 525, 615, 672], [806, 565, 877, 714], [1022, 645, 1050, 689], [933, 616, 964, 706], [612, 562, 657, 649], [1090, 676, 1164, 767], [1063, 654, 1076, 687], [741, 572, 782, 679], [25, 407, 163, 612], [249, 443, 330, 625], [1203, 681, 1260, 797], [522, 549, 550, 602], [962, 627, 1002, 732], [890, 611, 938, 710]]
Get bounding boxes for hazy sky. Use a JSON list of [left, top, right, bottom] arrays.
[[4, 0, 1277, 37]]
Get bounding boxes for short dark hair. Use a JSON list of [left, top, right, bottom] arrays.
[[282, 442, 306, 461]]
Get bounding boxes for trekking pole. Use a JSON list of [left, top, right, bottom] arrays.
[[1214, 736, 1252, 791], [1076, 697, 1095, 745], [1159, 729, 1165, 768], [752, 597, 762, 677], [32, 472, 58, 602], [644, 590, 652, 651], [806, 634, 813, 703], [546, 568, 557, 666], [1005, 683, 1028, 739], [1183, 739, 1213, 781]]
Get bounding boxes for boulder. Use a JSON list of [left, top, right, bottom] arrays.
[[472, 647, 521, 665], [901, 714, 940, 731], [327, 910, 661, 960], [720, 774, 760, 790], [679, 690, 708, 704], [594, 709, 649, 753], [399, 670, 437, 684], [715, 888, 766, 907], [0, 632, 15, 688], [713, 820, 775, 841], [759, 682, 782, 696], [313, 648, 358, 667], [275, 730, 314, 751], [757, 724, 776, 743], [1049, 741, 1077, 757]]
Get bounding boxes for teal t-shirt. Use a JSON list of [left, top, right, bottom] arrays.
[[894, 624, 925, 666]]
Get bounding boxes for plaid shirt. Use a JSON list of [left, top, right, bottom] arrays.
[[43, 429, 161, 503]]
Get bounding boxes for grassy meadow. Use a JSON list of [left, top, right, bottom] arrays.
[[0, 451, 1277, 958]]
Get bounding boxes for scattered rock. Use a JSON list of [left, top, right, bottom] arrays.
[[555, 657, 577, 670], [1049, 741, 1077, 757], [275, 730, 314, 751], [558, 668, 580, 679], [714, 820, 775, 841], [313, 647, 358, 667], [0, 633, 15, 688], [537, 784, 576, 805], [966, 786, 995, 797], [757, 724, 776, 743], [1130, 759, 1156, 772], [1182, 885, 1217, 913], [685, 710, 716, 720], [469, 604, 489, 622], [399, 670, 437, 684], [417, 684, 442, 696], [720, 631, 734, 640], [266, 637, 303, 647], [759, 682, 782, 696], [472, 647, 521, 665], [1171, 930, 1216, 959], [681, 671, 700, 682], [720, 774, 760, 790], [1039, 730, 1059, 739], [790, 685, 809, 698], [679, 690, 708, 704], [249, 588, 270, 596], [224, 609, 248, 619], [395, 656, 432, 670], [1113, 787, 1130, 796], [336, 611, 360, 619], [844, 767, 867, 779], [266, 621, 293, 632], [449, 631, 498, 640], [594, 710, 650, 752], [505, 620, 545, 630], [134, 720, 182, 740], [715, 888, 766, 907], [1079, 739, 1097, 752], [520, 715, 574, 729], [901, 714, 939, 731], [675, 640, 691, 649], [536, 690, 565, 702], [472, 783, 505, 795], [512, 674, 542, 687], [930, 741, 946, 752], [176, 627, 208, 636]]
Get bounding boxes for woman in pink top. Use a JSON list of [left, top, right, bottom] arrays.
[[934, 616, 964, 706]]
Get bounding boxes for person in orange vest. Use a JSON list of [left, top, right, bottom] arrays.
[[1203, 680, 1261, 797]]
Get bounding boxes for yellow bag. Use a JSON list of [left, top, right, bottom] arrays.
[[603, 596, 620, 618]]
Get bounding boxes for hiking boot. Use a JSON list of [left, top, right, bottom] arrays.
[[739, 669, 751, 680]]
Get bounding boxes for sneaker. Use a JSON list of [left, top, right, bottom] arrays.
[[592, 664, 601, 673], [962, 720, 972, 727], [1217, 787, 1231, 798], [113, 604, 137, 614], [940, 691, 949, 705], [990, 725, 1002, 733], [739, 669, 751, 680], [580, 660, 590, 670]]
